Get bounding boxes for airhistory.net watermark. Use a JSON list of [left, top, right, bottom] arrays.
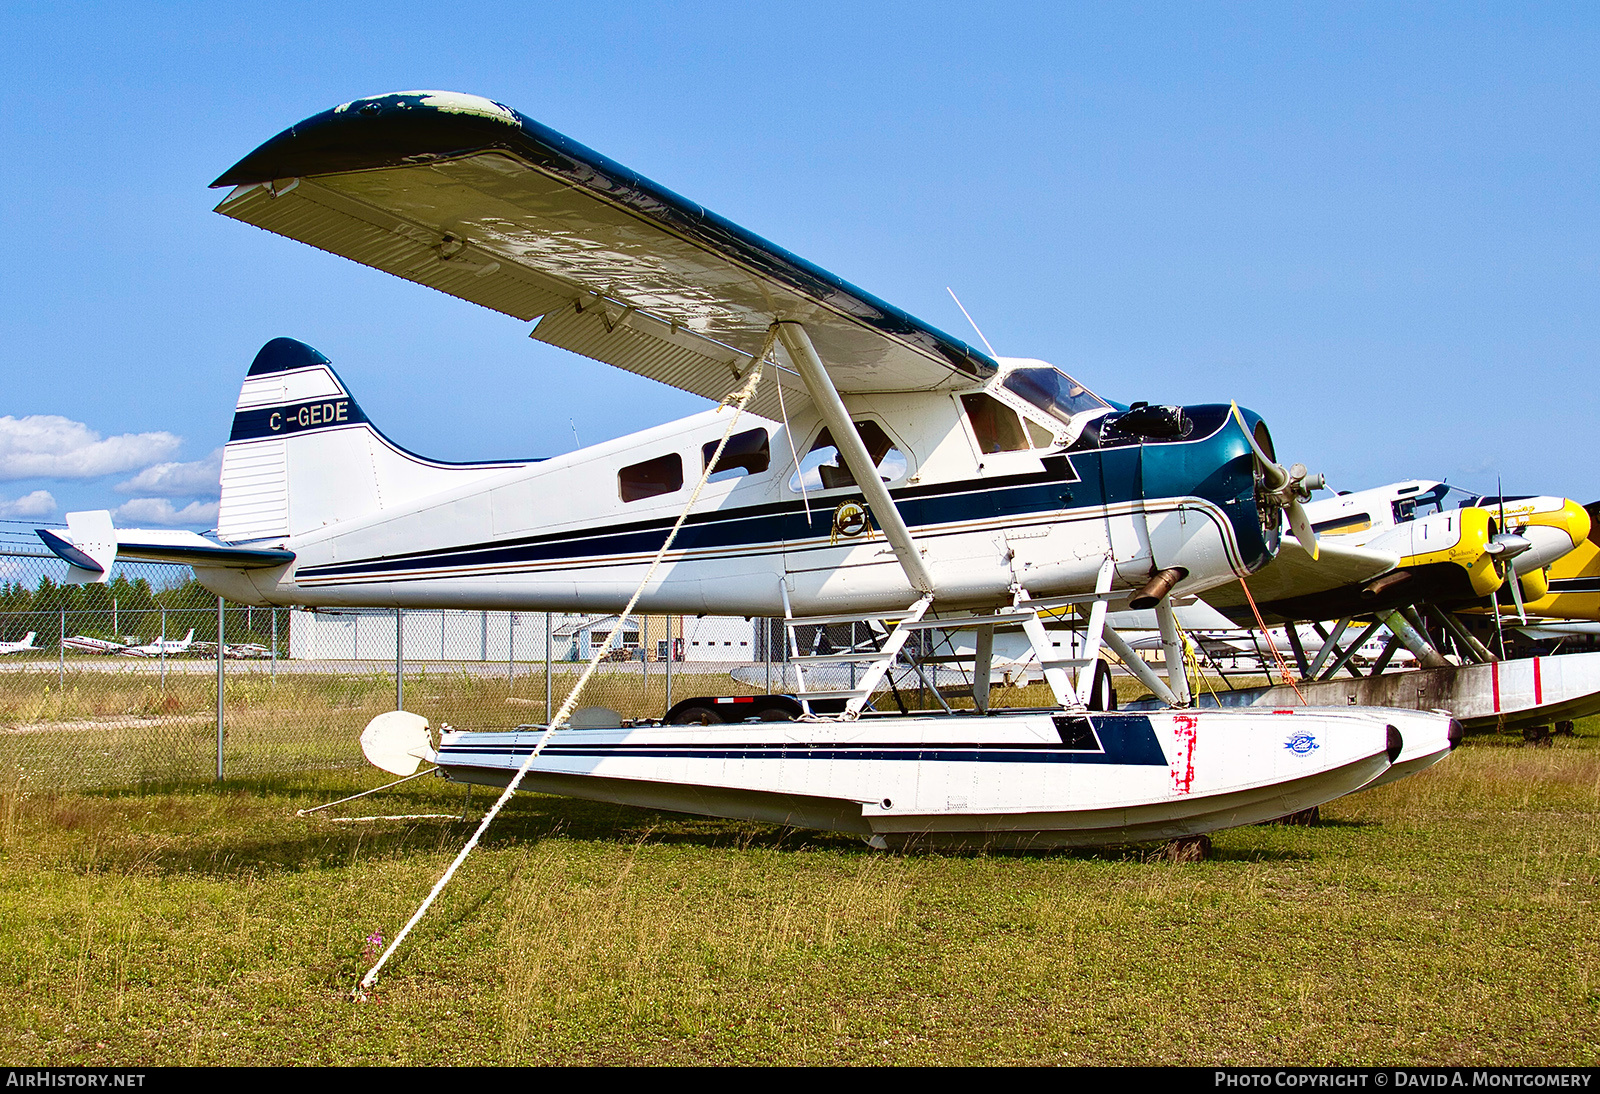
[[5, 1074, 146, 1088]]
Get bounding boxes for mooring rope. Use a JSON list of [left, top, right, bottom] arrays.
[[296, 767, 438, 817], [353, 328, 776, 999], [1237, 577, 1306, 705]]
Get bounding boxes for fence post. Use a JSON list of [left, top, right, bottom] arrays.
[[395, 607, 404, 711], [270, 609, 277, 682], [216, 597, 225, 782], [665, 614, 673, 717], [57, 607, 64, 689], [544, 611, 552, 724], [159, 606, 166, 688]]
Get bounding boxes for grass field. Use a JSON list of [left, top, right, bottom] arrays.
[[0, 717, 1596, 1066], [0, 663, 785, 790]]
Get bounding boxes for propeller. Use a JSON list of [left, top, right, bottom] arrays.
[[1230, 404, 1325, 560], [1486, 487, 1532, 623]]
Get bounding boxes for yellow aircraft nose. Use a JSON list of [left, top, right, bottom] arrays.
[[1547, 498, 1592, 550]]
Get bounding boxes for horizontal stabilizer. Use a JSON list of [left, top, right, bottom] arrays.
[[38, 513, 294, 579]]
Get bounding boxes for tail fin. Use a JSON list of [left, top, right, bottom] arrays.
[[218, 339, 530, 543]]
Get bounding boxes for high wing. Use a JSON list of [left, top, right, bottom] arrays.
[[1200, 538, 1400, 621], [211, 91, 996, 419]]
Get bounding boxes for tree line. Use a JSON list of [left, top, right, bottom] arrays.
[[0, 574, 284, 646]]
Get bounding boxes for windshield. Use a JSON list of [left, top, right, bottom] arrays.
[[1001, 367, 1112, 425]]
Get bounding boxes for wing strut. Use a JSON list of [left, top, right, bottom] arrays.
[[776, 321, 936, 596]]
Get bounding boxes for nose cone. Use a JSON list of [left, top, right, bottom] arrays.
[[1386, 724, 1404, 763], [1512, 499, 1593, 574], [1446, 719, 1464, 751]]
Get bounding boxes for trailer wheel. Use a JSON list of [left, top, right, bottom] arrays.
[[668, 704, 724, 725]]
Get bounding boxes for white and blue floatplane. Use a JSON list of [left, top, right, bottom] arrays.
[[45, 91, 1464, 846]]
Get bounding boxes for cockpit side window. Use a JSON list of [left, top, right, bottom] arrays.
[[1392, 485, 1448, 524], [788, 421, 907, 492], [1001, 367, 1111, 425], [961, 393, 1030, 453]]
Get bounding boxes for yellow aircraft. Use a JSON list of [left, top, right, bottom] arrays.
[[1201, 481, 1592, 626]]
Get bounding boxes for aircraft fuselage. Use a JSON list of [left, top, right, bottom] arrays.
[[199, 346, 1280, 619]]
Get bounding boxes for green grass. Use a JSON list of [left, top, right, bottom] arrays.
[[0, 664, 771, 790], [0, 724, 1596, 1065]]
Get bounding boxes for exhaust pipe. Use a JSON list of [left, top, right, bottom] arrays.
[[1129, 567, 1187, 610], [1361, 571, 1412, 599]]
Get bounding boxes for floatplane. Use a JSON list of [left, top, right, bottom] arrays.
[[1107, 482, 1600, 739], [39, 91, 1462, 848]]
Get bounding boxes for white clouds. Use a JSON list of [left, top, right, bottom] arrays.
[[0, 416, 181, 481], [115, 449, 223, 498], [114, 498, 220, 527], [0, 490, 56, 518]]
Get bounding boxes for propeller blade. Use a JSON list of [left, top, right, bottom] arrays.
[[1509, 567, 1528, 624], [1230, 402, 1326, 562], [1230, 403, 1287, 490], [1287, 497, 1320, 560]]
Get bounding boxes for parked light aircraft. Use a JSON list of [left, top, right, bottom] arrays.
[[119, 629, 196, 658], [40, 91, 1459, 846], [1457, 497, 1599, 619], [60, 635, 126, 654], [1201, 481, 1589, 626], [0, 633, 40, 655]]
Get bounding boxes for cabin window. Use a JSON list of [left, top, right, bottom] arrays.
[[1002, 367, 1111, 425], [1312, 513, 1373, 536], [1025, 419, 1055, 448], [619, 453, 683, 502], [703, 428, 770, 483], [788, 421, 907, 492], [961, 394, 1030, 453]]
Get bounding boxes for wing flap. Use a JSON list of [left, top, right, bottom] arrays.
[[530, 299, 804, 420], [213, 93, 996, 397]]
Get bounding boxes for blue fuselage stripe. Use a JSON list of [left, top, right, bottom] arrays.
[[439, 718, 1170, 768]]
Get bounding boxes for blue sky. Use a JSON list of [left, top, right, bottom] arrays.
[[2, 2, 1597, 536]]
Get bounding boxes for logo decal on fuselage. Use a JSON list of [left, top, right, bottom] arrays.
[[831, 501, 870, 541]]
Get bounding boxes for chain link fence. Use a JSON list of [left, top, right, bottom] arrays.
[[0, 548, 800, 791]]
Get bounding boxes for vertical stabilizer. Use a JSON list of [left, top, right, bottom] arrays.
[[218, 339, 531, 544]]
